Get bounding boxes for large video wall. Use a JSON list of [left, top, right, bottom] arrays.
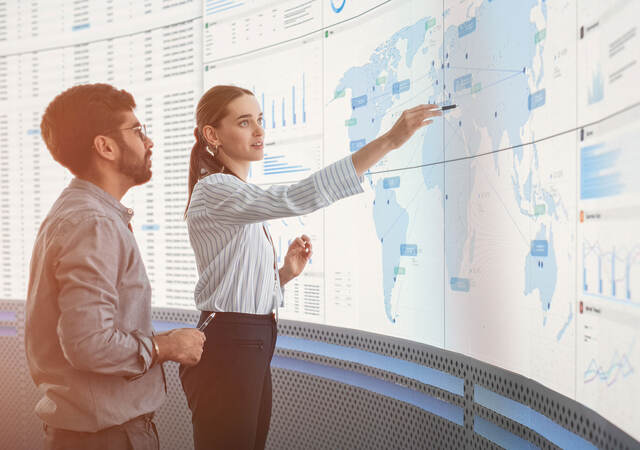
[[0, 0, 638, 440]]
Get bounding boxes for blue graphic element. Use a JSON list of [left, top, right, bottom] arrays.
[[524, 224, 557, 315], [583, 240, 640, 303], [450, 277, 470, 292], [454, 74, 472, 92], [0, 311, 16, 322], [458, 18, 477, 37], [588, 66, 604, 104], [528, 89, 546, 110], [276, 335, 464, 395], [580, 144, 624, 199], [273, 355, 464, 425], [330, 0, 346, 14], [350, 139, 366, 152], [556, 304, 573, 342], [351, 95, 368, 109], [383, 177, 401, 189], [475, 385, 598, 449], [400, 244, 418, 256], [0, 326, 17, 337], [392, 79, 410, 95], [262, 154, 310, 176], [474, 416, 536, 449], [205, 0, 244, 16], [531, 240, 549, 257], [141, 224, 160, 231], [584, 339, 635, 386], [72, 24, 90, 32]]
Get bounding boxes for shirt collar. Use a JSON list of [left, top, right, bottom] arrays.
[[69, 178, 135, 225]]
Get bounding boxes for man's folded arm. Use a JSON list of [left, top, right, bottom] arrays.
[[54, 217, 154, 377]]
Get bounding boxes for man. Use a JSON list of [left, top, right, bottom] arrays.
[[25, 83, 205, 450]]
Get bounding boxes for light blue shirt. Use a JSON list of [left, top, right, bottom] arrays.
[[187, 155, 364, 314]]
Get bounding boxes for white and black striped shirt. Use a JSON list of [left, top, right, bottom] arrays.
[[187, 155, 364, 314]]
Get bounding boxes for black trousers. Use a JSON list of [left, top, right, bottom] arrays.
[[180, 311, 277, 450], [43, 413, 158, 450]]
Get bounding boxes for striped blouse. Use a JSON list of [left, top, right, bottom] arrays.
[[187, 155, 364, 314]]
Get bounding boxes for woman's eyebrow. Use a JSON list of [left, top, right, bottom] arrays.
[[235, 113, 263, 120]]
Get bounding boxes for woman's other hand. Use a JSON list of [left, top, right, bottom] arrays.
[[279, 234, 312, 286]]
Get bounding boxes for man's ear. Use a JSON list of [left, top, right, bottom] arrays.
[[93, 135, 118, 162]]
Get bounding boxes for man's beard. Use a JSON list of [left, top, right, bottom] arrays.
[[116, 139, 152, 185]]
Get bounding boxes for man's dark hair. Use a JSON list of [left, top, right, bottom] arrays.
[[40, 83, 136, 176]]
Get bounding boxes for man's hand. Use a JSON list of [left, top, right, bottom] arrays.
[[279, 234, 312, 286], [153, 328, 205, 367]]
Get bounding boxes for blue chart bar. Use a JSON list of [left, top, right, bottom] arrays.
[[580, 144, 624, 199], [303, 74, 306, 123], [582, 239, 639, 302], [271, 100, 275, 129], [206, 0, 244, 16], [258, 73, 307, 129], [282, 98, 286, 127], [263, 154, 310, 176], [292, 86, 296, 125]]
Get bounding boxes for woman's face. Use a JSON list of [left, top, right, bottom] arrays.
[[215, 94, 265, 164]]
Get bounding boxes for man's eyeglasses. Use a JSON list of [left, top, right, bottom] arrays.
[[103, 124, 148, 142]]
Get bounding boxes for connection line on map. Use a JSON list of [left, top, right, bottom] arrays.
[[366, 101, 640, 176], [452, 71, 525, 100], [447, 66, 524, 74], [442, 115, 529, 244], [374, 177, 427, 242]]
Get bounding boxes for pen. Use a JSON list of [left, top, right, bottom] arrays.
[[440, 104, 457, 111], [198, 312, 216, 331]]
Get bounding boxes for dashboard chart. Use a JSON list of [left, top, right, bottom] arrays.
[[1, 0, 638, 440]]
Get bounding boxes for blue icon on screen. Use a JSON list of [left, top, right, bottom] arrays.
[[330, 0, 346, 13]]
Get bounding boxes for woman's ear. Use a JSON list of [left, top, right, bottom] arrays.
[[202, 125, 219, 147]]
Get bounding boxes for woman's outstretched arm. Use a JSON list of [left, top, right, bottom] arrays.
[[351, 104, 441, 176]]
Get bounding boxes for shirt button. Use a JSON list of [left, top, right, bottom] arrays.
[[127, 208, 133, 215]]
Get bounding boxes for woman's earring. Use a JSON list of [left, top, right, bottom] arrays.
[[212, 144, 219, 156]]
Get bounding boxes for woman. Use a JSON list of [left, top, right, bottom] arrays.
[[179, 85, 441, 449]]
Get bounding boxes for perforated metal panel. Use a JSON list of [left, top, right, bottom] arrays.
[[268, 368, 466, 450], [0, 301, 637, 450], [0, 300, 44, 450], [151, 308, 200, 450]]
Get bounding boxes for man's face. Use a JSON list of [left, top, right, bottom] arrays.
[[114, 111, 154, 186]]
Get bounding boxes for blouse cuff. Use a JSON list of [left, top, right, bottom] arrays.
[[312, 155, 364, 205]]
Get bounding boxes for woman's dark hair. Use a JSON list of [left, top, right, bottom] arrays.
[[185, 85, 254, 218], [40, 83, 136, 176]]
